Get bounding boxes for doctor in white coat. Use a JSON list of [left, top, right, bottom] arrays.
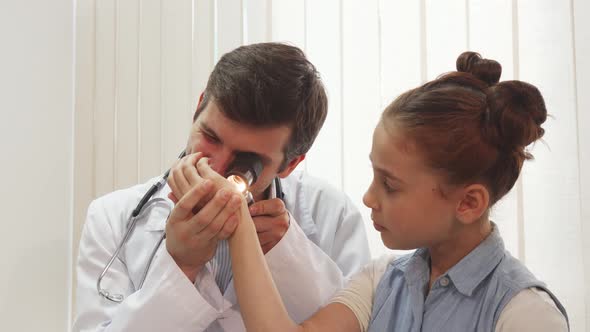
[[73, 42, 370, 332]]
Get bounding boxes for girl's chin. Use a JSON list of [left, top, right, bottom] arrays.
[[381, 235, 418, 251]]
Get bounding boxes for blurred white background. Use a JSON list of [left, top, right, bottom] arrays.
[[1, 0, 588, 331]]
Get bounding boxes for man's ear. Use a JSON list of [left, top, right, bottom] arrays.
[[455, 184, 490, 225], [192, 92, 206, 122], [277, 155, 306, 178]]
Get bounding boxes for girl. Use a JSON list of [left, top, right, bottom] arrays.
[[197, 52, 569, 331]]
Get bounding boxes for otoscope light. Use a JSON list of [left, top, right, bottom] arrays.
[[224, 152, 262, 204], [227, 174, 248, 193]]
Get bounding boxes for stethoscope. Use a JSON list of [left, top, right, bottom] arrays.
[[96, 150, 283, 303]]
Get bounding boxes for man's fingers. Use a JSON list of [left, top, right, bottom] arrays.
[[248, 198, 286, 217], [186, 151, 204, 165], [168, 152, 205, 200], [171, 166, 191, 198], [257, 231, 278, 246], [168, 192, 179, 204], [182, 163, 201, 188], [170, 180, 213, 221], [182, 152, 204, 187], [196, 157, 225, 182], [252, 216, 275, 233], [167, 167, 179, 199], [188, 188, 234, 234], [203, 194, 243, 240], [215, 213, 239, 240]]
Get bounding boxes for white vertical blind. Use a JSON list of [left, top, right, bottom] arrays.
[[425, 0, 467, 79], [468, 0, 520, 257], [243, 0, 271, 44], [138, 0, 163, 182], [216, 0, 243, 60], [193, 0, 215, 106], [94, 0, 117, 197], [115, 0, 140, 189], [74, 1, 589, 329], [341, 0, 382, 257], [518, 1, 585, 330], [160, 0, 193, 167], [379, 0, 423, 106], [271, 0, 305, 48], [573, 0, 590, 328], [305, 0, 344, 190]]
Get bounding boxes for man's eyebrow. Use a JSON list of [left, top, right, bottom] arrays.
[[200, 123, 222, 142]]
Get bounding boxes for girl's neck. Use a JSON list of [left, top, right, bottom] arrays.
[[427, 220, 493, 290]]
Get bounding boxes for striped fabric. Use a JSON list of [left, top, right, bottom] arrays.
[[211, 179, 279, 293]]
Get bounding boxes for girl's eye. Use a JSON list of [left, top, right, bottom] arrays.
[[383, 181, 397, 193]]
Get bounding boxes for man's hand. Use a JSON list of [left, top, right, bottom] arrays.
[[248, 198, 290, 254], [167, 152, 208, 205], [166, 153, 245, 282], [165, 181, 243, 282], [195, 157, 290, 254]]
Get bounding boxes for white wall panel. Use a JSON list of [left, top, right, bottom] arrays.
[[518, 1, 585, 331], [0, 1, 74, 330]]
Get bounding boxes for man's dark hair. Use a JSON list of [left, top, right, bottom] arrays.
[[194, 42, 328, 169]]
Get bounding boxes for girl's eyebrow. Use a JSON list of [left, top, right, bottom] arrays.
[[369, 154, 404, 184]]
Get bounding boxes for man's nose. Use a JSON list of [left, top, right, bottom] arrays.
[[209, 149, 234, 176]]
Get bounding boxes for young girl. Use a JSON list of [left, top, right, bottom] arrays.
[[197, 52, 569, 331]]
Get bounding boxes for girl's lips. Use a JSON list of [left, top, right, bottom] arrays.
[[373, 222, 385, 232]]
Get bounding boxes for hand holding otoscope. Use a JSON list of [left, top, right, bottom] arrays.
[[165, 151, 263, 282]]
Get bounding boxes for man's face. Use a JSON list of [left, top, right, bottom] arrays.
[[186, 100, 300, 200]]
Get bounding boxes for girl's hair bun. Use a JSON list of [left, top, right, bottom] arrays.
[[456, 51, 502, 87]]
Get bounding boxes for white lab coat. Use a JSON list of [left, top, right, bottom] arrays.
[[74, 170, 370, 331]]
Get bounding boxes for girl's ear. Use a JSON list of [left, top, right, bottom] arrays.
[[455, 184, 490, 225]]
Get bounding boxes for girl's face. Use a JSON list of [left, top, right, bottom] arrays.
[[363, 120, 462, 250]]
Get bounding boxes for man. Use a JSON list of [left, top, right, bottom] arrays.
[[74, 43, 370, 331]]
